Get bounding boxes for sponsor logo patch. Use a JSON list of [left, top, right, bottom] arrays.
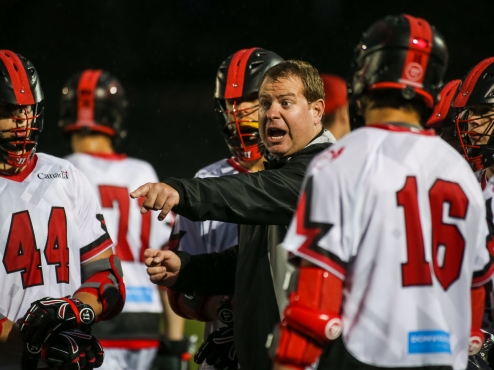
[[37, 170, 69, 180], [408, 330, 451, 354], [126, 286, 153, 303]]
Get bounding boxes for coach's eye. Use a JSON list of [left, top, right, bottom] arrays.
[[259, 100, 271, 110]]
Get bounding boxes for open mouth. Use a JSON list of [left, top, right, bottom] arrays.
[[267, 128, 286, 142]]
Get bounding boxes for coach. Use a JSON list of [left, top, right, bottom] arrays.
[[131, 60, 335, 370]]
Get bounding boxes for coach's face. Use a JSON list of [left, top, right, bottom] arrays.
[[258, 76, 323, 158]]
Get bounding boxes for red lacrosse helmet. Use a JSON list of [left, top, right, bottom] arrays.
[[59, 70, 127, 143], [0, 50, 44, 170], [215, 48, 283, 162], [452, 57, 494, 171]]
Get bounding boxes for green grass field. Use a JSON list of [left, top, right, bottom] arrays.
[[184, 320, 205, 370]]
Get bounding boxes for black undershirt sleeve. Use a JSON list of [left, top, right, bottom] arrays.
[[170, 246, 238, 296], [164, 155, 311, 226]]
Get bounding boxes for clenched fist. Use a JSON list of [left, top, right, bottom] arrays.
[[144, 249, 182, 287]]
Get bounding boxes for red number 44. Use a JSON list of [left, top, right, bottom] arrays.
[[397, 176, 468, 291], [3, 207, 69, 289]]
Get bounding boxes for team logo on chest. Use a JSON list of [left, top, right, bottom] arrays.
[[37, 170, 69, 180]]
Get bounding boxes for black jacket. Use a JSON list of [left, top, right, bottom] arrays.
[[166, 131, 334, 370]]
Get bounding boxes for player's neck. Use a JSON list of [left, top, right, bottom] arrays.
[[364, 107, 422, 128], [0, 163, 25, 175], [238, 157, 265, 172], [71, 134, 114, 154], [486, 166, 494, 180]]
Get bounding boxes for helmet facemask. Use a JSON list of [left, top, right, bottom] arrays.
[[455, 106, 494, 171], [0, 103, 43, 170], [217, 99, 264, 162]]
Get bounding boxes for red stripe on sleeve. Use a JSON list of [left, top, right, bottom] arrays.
[[0, 51, 35, 105], [99, 339, 160, 349], [224, 48, 257, 99], [80, 237, 113, 263], [472, 262, 494, 287]]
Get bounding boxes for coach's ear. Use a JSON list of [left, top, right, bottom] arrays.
[[311, 99, 324, 125]]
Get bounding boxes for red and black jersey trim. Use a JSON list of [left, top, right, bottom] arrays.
[[367, 123, 436, 136], [473, 198, 494, 287], [295, 176, 347, 278], [80, 214, 113, 262], [164, 230, 186, 251], [227, 157, 251, 174]]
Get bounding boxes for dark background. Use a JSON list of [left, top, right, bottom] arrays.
[[2, 0, 492, 179]]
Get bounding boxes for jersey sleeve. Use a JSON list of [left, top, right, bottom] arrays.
[[472, 198, 494, 287], [282, 159, 351, 281], [75, 168, 114, 263], [164, 214, 207, 254]]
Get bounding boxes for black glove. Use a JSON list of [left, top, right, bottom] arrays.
[[20, 296, 95, 352], [150, 337, 191, 370], [194, 327, 237, 370], [41, 329, 104, 370]]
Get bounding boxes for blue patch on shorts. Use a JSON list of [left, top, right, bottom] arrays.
[[408, 330, 451, 354], [126, 286, 153, 303]]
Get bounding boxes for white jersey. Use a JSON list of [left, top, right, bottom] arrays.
[[0, 153, 113, 323], [282, 124, 493, 369], [65, 152, 172, 314]]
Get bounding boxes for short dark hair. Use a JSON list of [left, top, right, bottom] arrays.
[[261, 60, 325, 104], [359, 89, 430, 123]]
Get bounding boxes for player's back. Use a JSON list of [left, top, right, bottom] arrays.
[[288, 124, 490, 369], [65, 152, 171, 341]]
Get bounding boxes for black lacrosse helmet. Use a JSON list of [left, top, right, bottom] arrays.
[[214, 48, 283, 161], [349, 14, 448, 129]]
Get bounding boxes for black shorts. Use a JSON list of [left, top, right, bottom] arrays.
[[317, 336, 456, 370]]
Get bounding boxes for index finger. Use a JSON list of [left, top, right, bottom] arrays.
[[130, 183, 151, 199]]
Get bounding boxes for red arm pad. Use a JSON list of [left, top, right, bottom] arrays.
[[76, 255, 126, 321], [270, 265, 344, 368], [469, 286, 486, 355], [166, 289, 215, 322]]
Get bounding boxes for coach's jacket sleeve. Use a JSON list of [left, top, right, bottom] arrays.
[[170, 246, 238, 296], [164, 143, 329, 226]]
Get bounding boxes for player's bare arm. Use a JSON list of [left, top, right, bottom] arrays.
[[130, 182, 180, 221], [144, 248, 181, 286]]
